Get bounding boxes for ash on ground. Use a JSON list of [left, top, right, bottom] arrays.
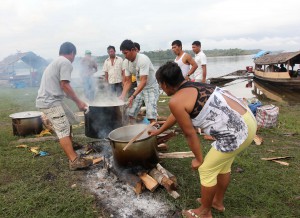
[[83, 140, 176, 218]]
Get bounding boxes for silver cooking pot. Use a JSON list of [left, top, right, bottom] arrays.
[[108, 124, 159, 168], [9, 111, 43, 136], [84, 102, 128, 139]]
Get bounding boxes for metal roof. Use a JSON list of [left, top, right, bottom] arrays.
[[254, 51, 300, 65]]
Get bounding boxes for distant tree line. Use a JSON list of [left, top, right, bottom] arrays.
[[96, 48, 260, 62]]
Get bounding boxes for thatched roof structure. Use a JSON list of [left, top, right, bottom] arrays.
[[254, 51, 300, 65], [0, 52, 48, 73]]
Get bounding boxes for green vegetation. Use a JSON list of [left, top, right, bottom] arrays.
[[96, 48, 260, 62], [0, 87, 299, 217]]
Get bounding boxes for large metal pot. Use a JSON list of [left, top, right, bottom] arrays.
[[9, 111, 43, 136], [108, 124, 159, 168], [84, 102, 128, 138]]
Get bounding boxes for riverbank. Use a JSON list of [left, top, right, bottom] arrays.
[[0, 87, 299, 217]]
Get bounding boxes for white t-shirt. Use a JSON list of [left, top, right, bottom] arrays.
[[103, 56, 123, 84], [36, 56, 72, 108], [123, 53, 158, 90], [194, 51, 207, 80]]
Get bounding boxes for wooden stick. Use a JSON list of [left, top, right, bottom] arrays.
[[138, 173, 159, 192], [261, 156, 292, 161], [168, 190, 180, 199], [158, 151, 195, 159], [123, 122, 156, 151], [272, 160, 289, 166], [92, 157, 103, 165]]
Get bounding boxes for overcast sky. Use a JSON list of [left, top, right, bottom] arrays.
[[1, 0, 299, 60]]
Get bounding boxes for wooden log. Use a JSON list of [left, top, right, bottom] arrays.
[[158, 151, 195, 159], [149, 168, 176, 191], [138, 173, 159, 192], [157, 143, 169, 152], [103, 158, 143, 195], [14, 133, 89, 144], [16, 136, 58, 143], [156, 163, 178, 187]]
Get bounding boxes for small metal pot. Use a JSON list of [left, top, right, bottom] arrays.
[[9, 111, 43, 136], [84, 103, 128, 139], [108, 124, 159, 168]]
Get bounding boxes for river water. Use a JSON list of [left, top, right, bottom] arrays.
[[75, 54, 300, 104]]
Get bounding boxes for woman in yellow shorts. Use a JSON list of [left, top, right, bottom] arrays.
[[150, 62, 257, 218]]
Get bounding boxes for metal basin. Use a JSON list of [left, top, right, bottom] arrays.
[[9, 111, 43, 136], [108, 124, 159, 168]]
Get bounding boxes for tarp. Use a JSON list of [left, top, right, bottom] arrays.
[[253, 50, 270, 59]]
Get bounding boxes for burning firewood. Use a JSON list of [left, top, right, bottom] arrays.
[[149, 168, 176, 192], [138, 173, 159, 192], [103, 157, 143, 195], [156, 163, 177, 187]]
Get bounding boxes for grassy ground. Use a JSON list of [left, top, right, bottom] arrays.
[[0, 86, 299, 218]]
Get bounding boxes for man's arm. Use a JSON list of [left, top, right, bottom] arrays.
[[185, 54, 198, 78], [126, 75, 147, 106], [202, 65, 207, 83], [60, 80, 87, 111], [119, 75, 132, 100]]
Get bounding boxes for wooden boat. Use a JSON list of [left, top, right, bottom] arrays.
[[252, 80, 300, 103], [253, 51, 300, 89], [209, 70, 252, 86]]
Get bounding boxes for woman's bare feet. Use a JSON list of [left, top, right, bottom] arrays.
[[196, 198, 225, 212]]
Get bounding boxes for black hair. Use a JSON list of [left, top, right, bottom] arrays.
[[107, 45, 116, 51], [120, 39, 135, 51], [133, 42, 140, 51], [171, 40, 182, 47], [156, 61, 185, 87], [192, 41, 201, 46], [59, 42, 76, 55]]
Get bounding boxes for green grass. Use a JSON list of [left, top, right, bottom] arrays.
[[1, 86, 299, 217]]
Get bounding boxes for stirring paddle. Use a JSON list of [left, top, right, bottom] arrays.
[[122, 122, 156, 151]]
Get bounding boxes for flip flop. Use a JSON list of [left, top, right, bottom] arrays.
[[182, 209, 201, 218], [196, 198, 225, 212]]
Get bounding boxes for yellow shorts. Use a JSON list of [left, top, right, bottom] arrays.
[[198, 110, 257, 187]]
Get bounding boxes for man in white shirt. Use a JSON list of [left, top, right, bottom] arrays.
[[172, 40, 198, 80], [103, 45, 124, 96], [192, 41, 207, 83], [119, 39, 159, 123]]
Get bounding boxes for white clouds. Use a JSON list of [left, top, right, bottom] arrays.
[[1, 0, 300, 60]]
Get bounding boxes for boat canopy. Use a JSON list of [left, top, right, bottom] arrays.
[[254, 51, 300, 65]]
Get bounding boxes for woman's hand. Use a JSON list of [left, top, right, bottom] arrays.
[[191, 158, 202, 170], [148, 129, 161, 136]]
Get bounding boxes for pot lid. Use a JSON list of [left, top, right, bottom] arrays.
[[9, 111, 42, 119]]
